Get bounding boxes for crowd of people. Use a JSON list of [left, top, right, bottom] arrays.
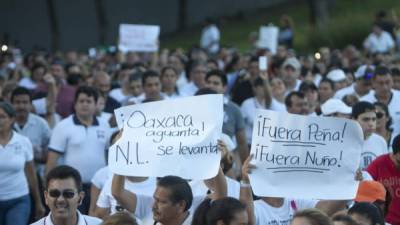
[[0, 9, 400, 225]]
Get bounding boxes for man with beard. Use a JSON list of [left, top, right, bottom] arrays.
[[32, 165, 102, 225], [367, 134, 400, 225]]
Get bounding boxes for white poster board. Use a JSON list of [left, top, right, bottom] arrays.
[[118, 24, 160, 52], [109, 95, 224, 179], [258, 25, 279, 54], [249, 110, 363, 199]]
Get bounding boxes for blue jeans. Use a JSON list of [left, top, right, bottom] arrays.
[[0, 194, 31, 225]]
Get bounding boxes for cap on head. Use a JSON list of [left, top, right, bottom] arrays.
[[326, 69, 347, 82], [354, 65, 375, 80], [321, 99, 351, 116], [282, 57, 301, 72], [355, 180, 386, 203]]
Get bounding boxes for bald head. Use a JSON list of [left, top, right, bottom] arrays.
[[93, 72, 111, 95]]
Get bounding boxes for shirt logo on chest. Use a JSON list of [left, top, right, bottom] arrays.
[[97, 130, 106, 139]]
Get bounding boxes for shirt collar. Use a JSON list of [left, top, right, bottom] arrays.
[[44, 211, 87, 225], [73, 114, 99, 126]]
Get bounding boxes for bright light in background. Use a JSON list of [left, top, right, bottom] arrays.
[[314, 52, 321, 60], [1, 45, 8, 52]]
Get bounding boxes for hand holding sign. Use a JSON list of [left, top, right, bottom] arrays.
[[249, 110, 363, 199], [109, 95, 224, 179]]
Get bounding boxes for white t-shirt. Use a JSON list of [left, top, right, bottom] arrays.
[[241, 97, 286, 144], [253, 198, 318, 225], [109, 88, 132, 104], [91, 166, 112, 189], [31, 211, 102, 225], [179, 82, 198, 97], [0, 132, 33, 200], [48, 115, 111, 183], [360, 90, 400, 136], [359, 133, 389, 169], [334, 84, 370, 100], [200, 24, 220, 54], [142, 213, 193, 225], [363, 31, 395, 53], [96, 176, 156, 215], [19, 77, 37, 90]]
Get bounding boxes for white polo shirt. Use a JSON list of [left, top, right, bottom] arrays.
[[49, 115, 111, 183], [31, 211, 102, 225], [363, 31, 395, 53], [334, 84, 370, 100], [360, 133, 388, 169], [13, 113, 51, 158], [360, 89, 400, 136], [96, 176, 156, 215], [253, 198, 317, 225], [0, 131, 33, 200]]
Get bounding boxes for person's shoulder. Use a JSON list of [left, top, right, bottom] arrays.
[[370, 133, 388, 146], [83, 214, 103, 224], [371, 153, 391, 165], [392, 89, 400, 98], [30, 217, 46, 225], [29, 113, 50, 127], [12, 131, 31, 145], [359, 91, 375, 102], [240, 97, 254, 107]]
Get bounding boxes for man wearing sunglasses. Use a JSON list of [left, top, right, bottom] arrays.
[[32, 165, 102, 225]]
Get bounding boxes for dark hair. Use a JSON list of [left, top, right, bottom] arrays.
[[74, 86, 99, 103], [189, 60, 207, 74], [293, 208, 332, 225], [206, 69, 227, 86], [319, 78, 335, 90], [157, 176, 193, 211], [46, 165, 83, 191], [31, 62, 47, 73], [0, 101, 16, 118], [332, 214, 357, 225], [285, 91, 304, 108], [374, 102, 392, 131], [348, 202, 385, 225], [195, 88, 218, 96], [161, 66, 177, 77], [191, 197, 246, 225], [390, 67, 400, 77], [352, 101, 375, 119], [299, 80, 318, 93], [11, 87, 32, 103], [128, 72, 143, 83], [374, 65, 390, 78], [253, 77, 265, 88], [393, 134, 400, 155], [142, 70, 160, 86], [100, 212, 139, 225]]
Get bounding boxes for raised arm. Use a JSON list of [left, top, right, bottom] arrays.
[[239, 155, 256, 225], [111, 174, 137, 212]]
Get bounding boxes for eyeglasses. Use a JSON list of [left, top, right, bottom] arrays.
[[48, 189, 77, 199], [376, 112, 385, 119]]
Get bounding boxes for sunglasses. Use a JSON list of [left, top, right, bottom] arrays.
[[48, 189, 77, 199], [376, 112, 385, 119]]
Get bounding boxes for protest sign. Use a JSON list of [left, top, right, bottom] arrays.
[[258, 25, 279, 54], [109, 95, 224, 179], [249, 110, 363, 199], [118, 24, 160, 52]]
